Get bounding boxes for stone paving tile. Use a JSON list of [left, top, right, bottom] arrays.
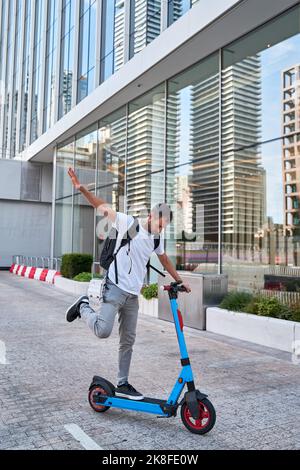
[[0, 272, 300, 450]]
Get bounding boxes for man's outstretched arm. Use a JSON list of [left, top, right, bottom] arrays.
[[67, 167, 116, 222]]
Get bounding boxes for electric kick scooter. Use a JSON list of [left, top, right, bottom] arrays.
[[88, 281, 216, 434]]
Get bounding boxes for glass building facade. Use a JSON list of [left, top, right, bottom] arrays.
[[0, 0, 201, 156], [53, 4, 300, 293], [1, 1, 300, 294]]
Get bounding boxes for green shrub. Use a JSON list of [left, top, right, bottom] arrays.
[[73, 272, 103, 282], [243, 296, 261, 315], [61, 253, 93, 279], [141, 283, 158, 300], [290, 302, 300, 322], [255, 296, 292, 320], [220, 290, 298, 322], [73, 272, 92, 282], [219, 291, 253, 312]]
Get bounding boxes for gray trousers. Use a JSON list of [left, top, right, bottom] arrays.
[[79, 278, 139, 387]]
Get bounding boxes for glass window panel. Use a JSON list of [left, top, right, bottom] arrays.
[[77, 1, 96, 102], [222, 134, 300, 292], [168, 0, 191, 27], [89, 4, 96, 71], [73, 126, 97, 254], [127, 84, 165, 215], [95, 108, 126, 263], [222, 5, 300, 147], [97, 107, 126, 207], [54, 196, 73, 257], [56, 140, 74, 199], [166, 54, 220, 273], [129, 0, 161, 59], [100, 0, 117, 82]]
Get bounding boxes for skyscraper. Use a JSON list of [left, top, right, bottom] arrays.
[[282, 65, 300, 237]]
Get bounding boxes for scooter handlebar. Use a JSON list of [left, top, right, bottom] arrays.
[[161, 282, 188, 292]]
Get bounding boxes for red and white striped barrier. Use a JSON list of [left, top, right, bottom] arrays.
[[10, 264, 61, 284]]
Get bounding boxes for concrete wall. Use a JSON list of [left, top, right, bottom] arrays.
[[0, 159, 52, 202], [0, 200, 52, 267], [0, 159, 53, 267]]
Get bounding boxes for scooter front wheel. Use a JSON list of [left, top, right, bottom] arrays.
[[181, 398, 216, 434], [88, 384, 112, 413]]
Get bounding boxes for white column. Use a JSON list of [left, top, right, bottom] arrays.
[[71, 0, 81, 108]]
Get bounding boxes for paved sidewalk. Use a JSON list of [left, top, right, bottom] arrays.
[[0, 271, 300, 450]]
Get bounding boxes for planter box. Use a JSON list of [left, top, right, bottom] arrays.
[[206, 307, 298, 353], [54, 276, 89, 296], [139, 296, 158, 317]]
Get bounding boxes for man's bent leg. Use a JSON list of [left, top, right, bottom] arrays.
[[80, 300, 118, 338], [79, 280, 127, 339]]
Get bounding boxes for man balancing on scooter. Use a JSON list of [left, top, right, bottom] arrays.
[[65, 167, 191, 401]]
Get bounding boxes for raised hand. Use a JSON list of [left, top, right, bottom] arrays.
[[68, 167, 82, 191]]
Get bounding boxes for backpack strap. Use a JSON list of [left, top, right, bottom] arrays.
[[113, 217, 139, 284], [146, 234, 166, 278], [153, 236, 160, 251]]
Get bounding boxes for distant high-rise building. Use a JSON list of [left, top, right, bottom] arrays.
[[222, 57, 266, 258], [114, 1, 126, 71], [129, 0, 161, 57], [282, 65, 300, 238], [190, 56, 265, 257]]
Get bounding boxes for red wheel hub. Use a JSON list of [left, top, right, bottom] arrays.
[[89, 386, 108, 411], [184, 401, 210, 430]]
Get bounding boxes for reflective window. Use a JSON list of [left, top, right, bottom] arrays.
[[0, 1, 7, 77], [222, 5, 300, 290], [129, 0, 161, 59], [222, 6, 300, 145], [19, 0, 32, 152], [77, 0, 97, 102], [127, 84, 165, 214], [11, 0, 23, 158], [30, 0, 46, 143], [95, 107, 126, 261], [44, 0, 59, 132], [166, 54, 220, 273], [100, 0, 126, 83], [53, 4, 300, 296], [54, 140, 74, 257], [98, 107, 126, 203], [59, 0, 76, 118], [0, 0, 7, 157], [2, 0, 14, 159], [168, 0, 191, 27], [73, 125, 97, 254]]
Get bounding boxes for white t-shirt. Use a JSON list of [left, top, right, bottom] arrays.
[[107, 212, 165, 295]]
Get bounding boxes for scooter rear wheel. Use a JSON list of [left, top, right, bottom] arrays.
[[88, 384, 112, 413], [181, 398, 216, 434]]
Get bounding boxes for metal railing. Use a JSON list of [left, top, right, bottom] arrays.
[[12, 255, 62, 271]]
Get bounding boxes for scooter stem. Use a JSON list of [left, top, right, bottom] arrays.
[[169, 298, 189, 360]]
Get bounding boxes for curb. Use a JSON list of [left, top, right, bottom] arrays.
[[9, 263, 61, 284]]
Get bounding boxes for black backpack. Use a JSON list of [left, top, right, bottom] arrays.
[[99, 217, 165, 284]]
